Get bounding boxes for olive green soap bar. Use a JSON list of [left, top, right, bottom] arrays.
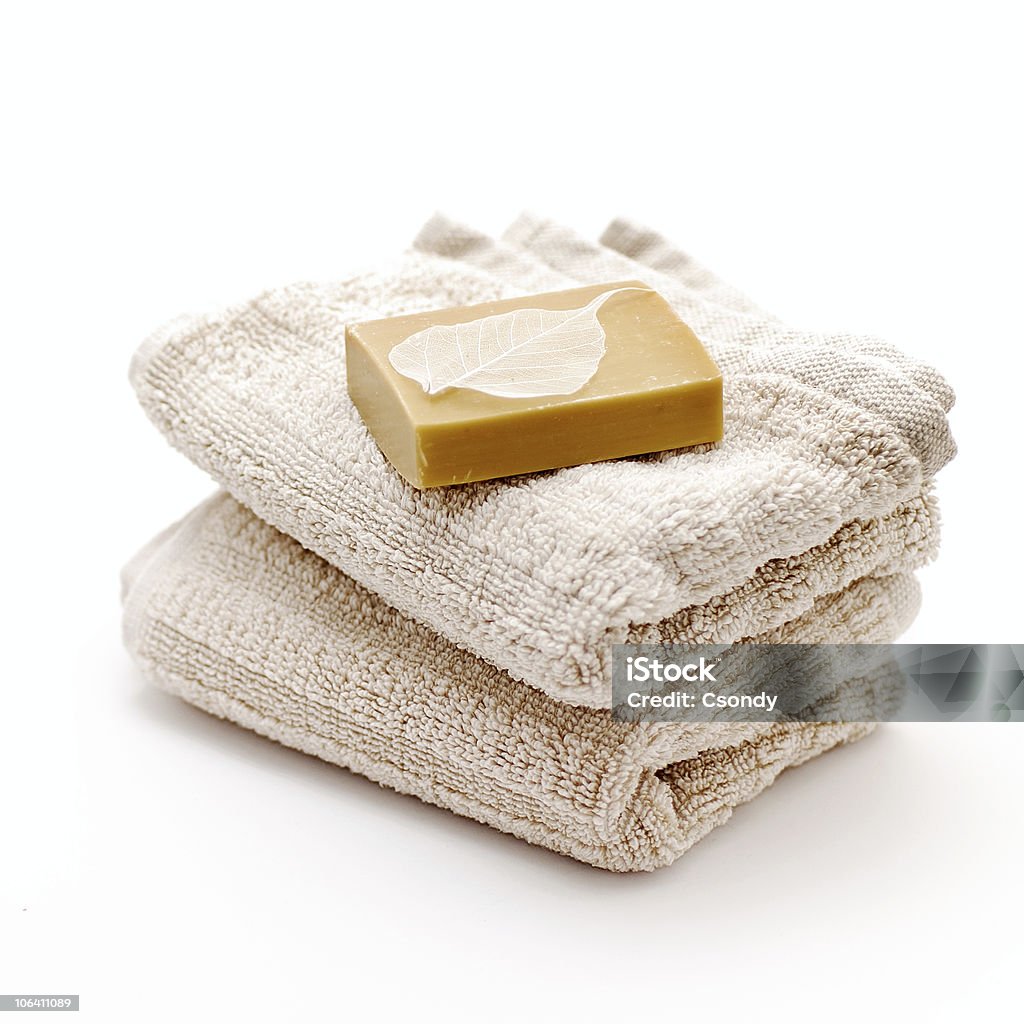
[[345, 280, 723, 488]]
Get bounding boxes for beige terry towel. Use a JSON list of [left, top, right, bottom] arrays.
[[123, 493, 918, 872], [130, 217, 952, 706]]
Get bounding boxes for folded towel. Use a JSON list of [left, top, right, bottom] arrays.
[[130, 217, 953, 706], [122, 492, 918, 872]]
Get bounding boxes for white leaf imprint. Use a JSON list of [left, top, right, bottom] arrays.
[[388, 287, 651, 399]]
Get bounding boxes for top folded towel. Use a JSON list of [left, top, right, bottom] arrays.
[[130, 216, 955, 706]]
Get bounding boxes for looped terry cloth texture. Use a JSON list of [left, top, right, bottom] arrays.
[[123, 215, 955, 870]]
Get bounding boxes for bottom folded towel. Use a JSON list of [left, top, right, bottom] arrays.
[[122, 494, 919, 871]]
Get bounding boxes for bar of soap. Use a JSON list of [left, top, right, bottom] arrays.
[[345, 280, 723, 488]]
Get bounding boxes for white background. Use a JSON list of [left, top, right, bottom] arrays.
[[2, 2, 1021, 1021]]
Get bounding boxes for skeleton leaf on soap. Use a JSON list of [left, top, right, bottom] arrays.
[[345, 281, 723, 488]]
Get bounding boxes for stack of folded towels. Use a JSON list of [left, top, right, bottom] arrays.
[[122, 214, 956, 871]]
